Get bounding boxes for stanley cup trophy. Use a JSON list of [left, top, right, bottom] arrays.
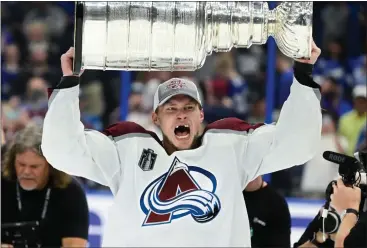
[[73, 1, 313, 73]]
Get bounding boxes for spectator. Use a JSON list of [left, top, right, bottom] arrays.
[[2, 96, 30, 138], [214, 53, 249, 115], [235, 46, 265, 78], [314, 40, 348, 90], [301, 113, 348, 196], [1, 26, 15, 53], [10, 43, 60, 99], [1, 124, 89, 247], [356, 125, 366, 152], [126, 81, 161, 137], [321, 3, 349, 48], [247, 94, 266, 124], [22, 2, 68, 39], [79, 81, 105, 131], [320, 76, 353, 121], [141, 78, 160, 112], [348, 55, 366, 87], [22, 77, 49, 126], [1, 43, 20, 100], [338, 85, 367, 155]]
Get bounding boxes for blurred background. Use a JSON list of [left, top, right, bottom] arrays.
[[1, 1, 366, 246]]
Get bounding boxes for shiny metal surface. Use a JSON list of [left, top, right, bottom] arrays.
[[76, 1, 313, 71]]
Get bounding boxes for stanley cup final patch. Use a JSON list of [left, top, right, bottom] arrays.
[[138, 149, 157, 171]]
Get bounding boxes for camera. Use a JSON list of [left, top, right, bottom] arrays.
[[317, 150, 367, 235], [1, 221, 42, 248]]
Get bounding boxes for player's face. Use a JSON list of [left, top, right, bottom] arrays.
[[15, 149, 50, 191], [153, 95, 204, 151]]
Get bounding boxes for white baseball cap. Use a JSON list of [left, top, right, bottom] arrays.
[[153, 78, 202, 111], [353, 85, 367, 99]]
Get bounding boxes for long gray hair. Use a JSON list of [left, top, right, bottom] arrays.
[[2, 123, 71, 188]]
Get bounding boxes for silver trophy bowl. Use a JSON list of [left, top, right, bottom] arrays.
[[73, 1, 313, 73]]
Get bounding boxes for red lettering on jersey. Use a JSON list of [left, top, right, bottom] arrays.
[[145, 168, 199, 224]]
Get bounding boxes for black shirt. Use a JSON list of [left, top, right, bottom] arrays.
[[243, 184, 291, 248], [1, 176, 89, 247], [344, 211, 367, 248]]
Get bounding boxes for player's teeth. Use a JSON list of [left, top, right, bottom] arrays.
[[176, 134, 189, 139]]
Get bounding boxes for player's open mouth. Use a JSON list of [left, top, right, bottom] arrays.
[[174, 125, 190, 139]]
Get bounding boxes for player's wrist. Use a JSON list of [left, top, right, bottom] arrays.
[[56, 76, 80, 89], [293, 61, 320, 90], [294, 61, 313, 76]]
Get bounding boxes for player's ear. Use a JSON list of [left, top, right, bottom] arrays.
[[199, 107, 204, 123], [152, 111, 160, 126]]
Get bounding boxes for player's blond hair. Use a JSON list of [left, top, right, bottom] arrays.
[[2, 123, 72, 188]]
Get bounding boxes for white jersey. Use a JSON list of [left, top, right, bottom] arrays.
[[42, 76, 322, 247]]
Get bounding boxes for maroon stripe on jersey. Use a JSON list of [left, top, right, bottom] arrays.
[[103, 121, 162, 144], [205, 117, 264, 133], [47, 88, 54, 99], [103, 118, 264, 148]]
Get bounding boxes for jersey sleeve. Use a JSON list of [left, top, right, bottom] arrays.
[[239, 62, 322, 183], [41, 76, 122, 194]]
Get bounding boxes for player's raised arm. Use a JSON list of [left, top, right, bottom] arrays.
[[41, 48, 121, 194], [240, 40, 323, 181]]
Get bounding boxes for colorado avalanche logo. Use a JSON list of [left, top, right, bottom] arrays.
[[140, 157, 221, 226]]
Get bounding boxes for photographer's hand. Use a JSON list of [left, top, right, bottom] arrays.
[[298, 232, 330, 248], [330, 179, 361, 248], [330, 179, 361, 214]]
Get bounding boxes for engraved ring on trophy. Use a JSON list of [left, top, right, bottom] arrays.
[[73, 1, 313, 73]]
